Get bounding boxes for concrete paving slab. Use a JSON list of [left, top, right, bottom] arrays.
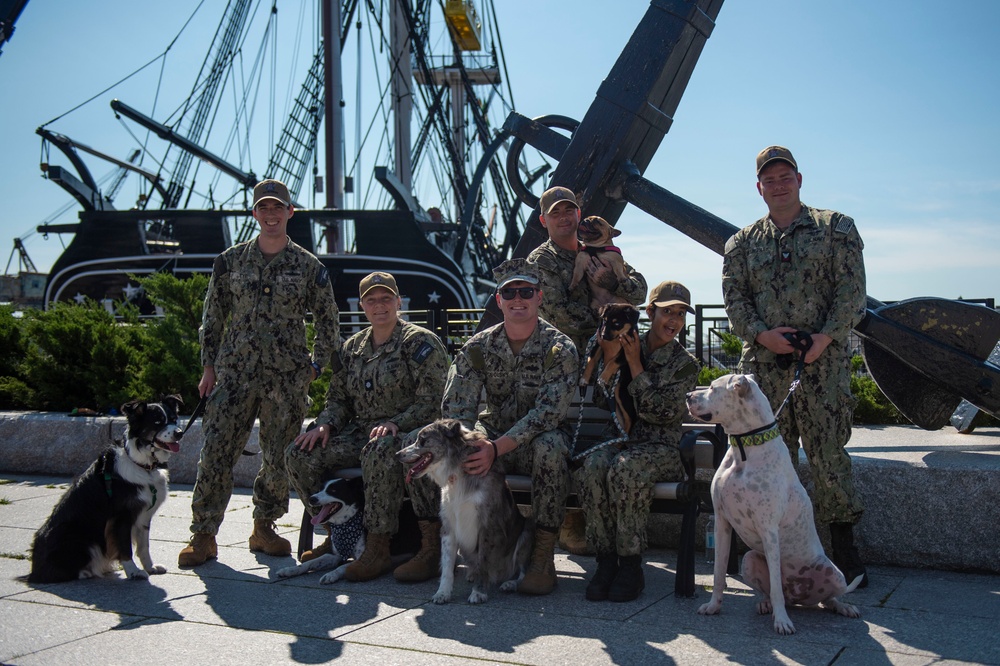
[[2, 473, 999, 665], [0, 597, 147, 664], [11, 616, 482, 666]]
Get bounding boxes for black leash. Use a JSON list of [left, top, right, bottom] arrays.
[[177, 395, 209, 440], [773, 331, 813, 420]]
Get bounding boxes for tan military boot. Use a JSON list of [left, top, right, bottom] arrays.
[[343, 533, 392, 581], [393, 520, 441, 582], [300, 525, 333, 563], [557, 508, 593, 555], [249, 519, 292, 557], [519, 528, 558, 595], [178, 533, 218, 568]]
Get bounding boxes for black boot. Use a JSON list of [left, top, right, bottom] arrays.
[[608, 554, 645, 602], [830, 522, 868, 588], [585, 553, 619, 602]]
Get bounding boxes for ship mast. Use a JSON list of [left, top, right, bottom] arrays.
[[323, 1, 346, 253]]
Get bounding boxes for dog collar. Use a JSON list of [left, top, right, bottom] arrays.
[[581, 244, 622, 255], [729, 421, 780, 462], [125, 443, 160, 472]]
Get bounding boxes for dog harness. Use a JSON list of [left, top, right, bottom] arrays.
[[331, 511, 365, 558], [97, 448, 159, 507], [581, 245, 622, 256], [729, 421, 781, 462]]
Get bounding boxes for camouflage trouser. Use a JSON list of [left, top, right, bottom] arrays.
[[284, 423, 440, 535], [190, 365, 311, 534], [574, 440, 684, 556], [362, 428, 440, 532], [284, 423, 366, 519], [481, 425, 571, 531], [743, 356, 864, 525]]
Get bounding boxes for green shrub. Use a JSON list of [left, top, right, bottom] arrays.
[[132, 273, 209, 408], [698, 364, 728, 386], [719, 331, 744, 358], [20, 301, 145, 412], [851, 368, 906, 425], [0, 306, 31, 409]]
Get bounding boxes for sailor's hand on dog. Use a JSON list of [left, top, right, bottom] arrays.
[[295, 424, 330, 451], [589, 256, 619, 291], [198, 366, 216, 398], [463, 440, 496, 477], [619, 330, 644, 375], [369, 421, 399, 439]]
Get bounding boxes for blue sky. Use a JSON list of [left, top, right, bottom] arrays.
[[1, 0, 998, 307]]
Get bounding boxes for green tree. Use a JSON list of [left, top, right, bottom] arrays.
[[132, 273, 210, 409]]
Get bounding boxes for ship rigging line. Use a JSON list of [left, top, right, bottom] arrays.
[[38, 1, 206, 129]]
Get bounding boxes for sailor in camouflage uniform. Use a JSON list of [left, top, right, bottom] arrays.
[[722, 146, 868, 586], [526, 186, 646, 353], [442, 258, 578, 595], [575, 281, 700, 602], [526, 186, 646, 555], [286, 272, 449, 582], [179, 179, 340, 568]]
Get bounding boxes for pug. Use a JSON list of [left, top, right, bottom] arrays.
[[569, 215, 631, 311]]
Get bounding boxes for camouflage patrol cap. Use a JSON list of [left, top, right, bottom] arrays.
[[359, 271, 399, 299], [755, 146, 798, 175], [253, 179, 292, 207], [647, 280, 695, 314], [539, 186, 579, 215], [493, 258, 540, 289]]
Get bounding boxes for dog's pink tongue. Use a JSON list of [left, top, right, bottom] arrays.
[[310, 503, 335, 526], [166, 442, 180, 453], [404, 468, 414, 485]]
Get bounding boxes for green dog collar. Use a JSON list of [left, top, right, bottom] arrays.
[[729, 422, 780, 461]]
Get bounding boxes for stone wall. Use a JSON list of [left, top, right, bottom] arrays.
[[2, 411, 997, 573]]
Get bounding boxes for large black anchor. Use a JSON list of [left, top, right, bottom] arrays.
[[488, 0, 1000, 430]]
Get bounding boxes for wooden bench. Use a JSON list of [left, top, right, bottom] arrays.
[[297, 388, 732, 598]]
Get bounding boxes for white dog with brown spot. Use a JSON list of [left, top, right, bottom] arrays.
[[686, 373, 862, 635]]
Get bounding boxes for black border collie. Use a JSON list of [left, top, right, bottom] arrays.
[[276, 475, 420, 584], [28, 396, 183, 583]]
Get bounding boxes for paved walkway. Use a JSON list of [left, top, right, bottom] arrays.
[[1, 474, 997, 665]]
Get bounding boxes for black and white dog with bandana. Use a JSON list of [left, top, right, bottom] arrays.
[[277, 475, 420, 584], [28, 396, 183, 583]]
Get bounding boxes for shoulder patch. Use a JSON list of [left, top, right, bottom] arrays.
[[676, 360, 700, 380], [316, 267, 330, 287], [466, 343, 486, 372], [543, 345, 559, 371], [412, 340, 434, 365], [328, 351, 343, 374], [212, 253, 229, 277], [834, 216, 855, 235], [724, 235, 738, 254]]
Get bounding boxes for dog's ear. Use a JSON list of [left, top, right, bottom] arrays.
[[446, 419, 465, 439], [598, 303, 610, 318], [627, 306, 640, 326], [609, 226, 621, 238], [162, 394, 183, 412], [121, 400, 144, 417], [733, 375, 752, 399]]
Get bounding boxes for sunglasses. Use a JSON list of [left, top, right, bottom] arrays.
[[499, 286, 538, 300]]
